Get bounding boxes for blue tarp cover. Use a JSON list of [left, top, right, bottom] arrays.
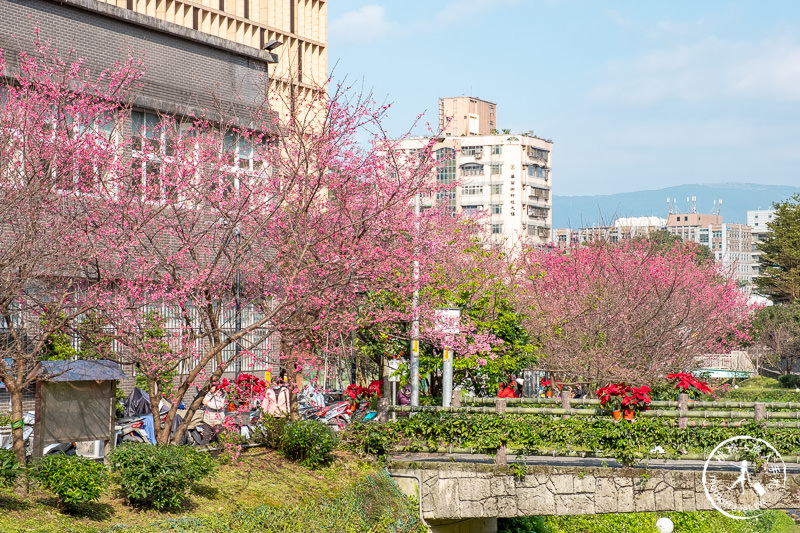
[[38, 360, 127, 382]]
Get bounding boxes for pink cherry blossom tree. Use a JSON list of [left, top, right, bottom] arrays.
[[516, 241, 755, 388], [0, 40, 141, 488], [89, 80, 468, 442]]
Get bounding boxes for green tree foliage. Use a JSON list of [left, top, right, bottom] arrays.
[[752, 303, 800, 375], [637, 229, 714, 264], [756, 193, 800, 303], [423, 245, 537, 394]]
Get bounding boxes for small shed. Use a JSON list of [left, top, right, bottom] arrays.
[[32, 360, 127, 462]]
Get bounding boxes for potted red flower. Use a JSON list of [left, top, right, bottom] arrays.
[[596, 383, 626, 420], [667, 372, 712, 401], [621, 385, 651, 421], [596, 383, 651, 421], [541, 378, 560, 398]]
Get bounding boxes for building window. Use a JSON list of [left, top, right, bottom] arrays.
[[492, 204, 502, 214], [491, 145, 502, 155], [491, 223, 503, 234], [491, 184, 502, 195], [461, 163, 484, 176], [461, 146, 483, 157], [713, 230, 722, 238], [490, 163, 502, 175], [528, 165, 549, 180], [436, 147, 456, 211], [462, 185, 483, 196], [462, 205, 481, 214], [527, 147, 549, 161]]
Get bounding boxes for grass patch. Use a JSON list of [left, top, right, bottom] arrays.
[[117, 471, 421, 533], [0, 448, 382, 533]]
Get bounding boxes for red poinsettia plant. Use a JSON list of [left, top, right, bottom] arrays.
[[540, 378, 561, 394], [621, 385, 652, 413], [596, 383, 651, 413], [345, 380, 383, 401], [228, 373, 267, 406], [667, 372, 712, 398]]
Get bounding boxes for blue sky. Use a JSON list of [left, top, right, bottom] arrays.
[[327, 1, 800, 196]]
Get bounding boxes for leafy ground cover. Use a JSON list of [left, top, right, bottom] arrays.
[[345, 412, 800, 465], [0, 448, 402, 533]]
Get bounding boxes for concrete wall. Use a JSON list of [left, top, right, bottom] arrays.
[[391, 461, 800, 520]]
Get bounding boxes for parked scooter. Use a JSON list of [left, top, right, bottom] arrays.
[[0, 412, 76, 456]]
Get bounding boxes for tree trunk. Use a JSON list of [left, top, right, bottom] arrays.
[[148, 376, 169, 445], [8, 384, 28, 496]]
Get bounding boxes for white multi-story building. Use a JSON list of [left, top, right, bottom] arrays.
[[396, 98, 553, 249], [747, 209, 776, 281]]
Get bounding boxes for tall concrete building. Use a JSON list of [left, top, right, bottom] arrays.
[[3, 0, 278, 123], [399, 99, 553, 249], [96, 0, 328, 118], [439, 96, 497, 137]]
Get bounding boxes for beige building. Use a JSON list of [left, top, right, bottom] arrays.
[[99, 0, 327, 116], [439, 96, 497, 137]]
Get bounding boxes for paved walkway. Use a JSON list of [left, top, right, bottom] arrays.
[[393, 452, 800, 474]]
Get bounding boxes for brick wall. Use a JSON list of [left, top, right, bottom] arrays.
[[1, 0, 273, 123]]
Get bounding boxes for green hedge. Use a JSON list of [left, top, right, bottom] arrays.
[[344, 413, 800, 465]]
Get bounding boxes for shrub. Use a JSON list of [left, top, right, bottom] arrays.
[[0, 448, 21, 488], [251, 415, 287, 449], [108, 443, 216, 510], [342, 421, 395, 457], [279, 420, 337, 468], [31, 454, 108, 509], [778, 374, 800, 389]]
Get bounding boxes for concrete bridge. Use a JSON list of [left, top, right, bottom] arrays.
[[389, 454, 800, 533]]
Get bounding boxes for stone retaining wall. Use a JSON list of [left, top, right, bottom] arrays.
[[390, 461, 800, 519]]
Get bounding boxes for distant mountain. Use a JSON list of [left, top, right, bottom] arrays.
[[553, 183, 799, 229]]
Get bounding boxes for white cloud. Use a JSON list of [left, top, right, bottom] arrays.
[[607, 10, 632, 29], [329, 5, 396, 44], [590, 34, 800, 106]]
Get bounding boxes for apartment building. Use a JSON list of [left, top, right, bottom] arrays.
[[397, 98, 553, 249], [666, 213, 754, 287], [747, 209, 776, 281], [398, 133, 553, 249]]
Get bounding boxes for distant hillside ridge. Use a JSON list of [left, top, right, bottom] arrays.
[[553, 183, 798, 229]]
